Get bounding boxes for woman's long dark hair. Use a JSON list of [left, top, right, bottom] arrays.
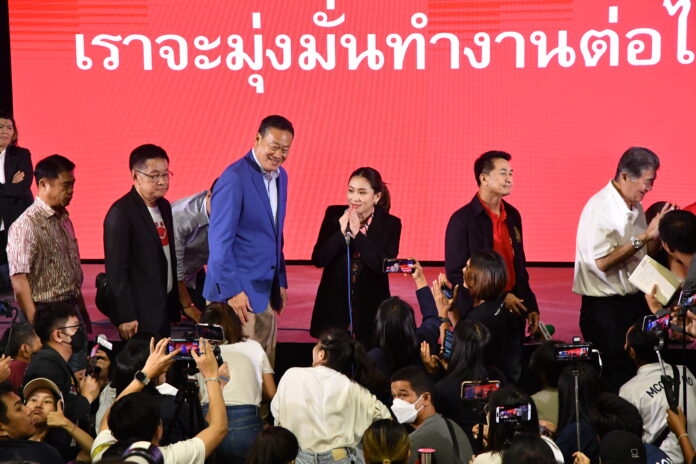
[[502, 434, 556, 464], [349, 167, 391, 213], [556, 362, 600, 431], [373, 297, 419, 371], [486, 386, 540, 453], [318, 329, 390, 402], [444, 320, 493, 382]]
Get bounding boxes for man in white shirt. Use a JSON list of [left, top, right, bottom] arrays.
[[620, 324, 696, 463], [573, 147, 670, 393]]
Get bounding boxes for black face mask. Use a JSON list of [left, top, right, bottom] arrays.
[[66, 326, 86, 353]]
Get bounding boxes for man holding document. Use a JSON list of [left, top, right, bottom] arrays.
[[643, 210, 696, 338], [573, 147, 674, 393]]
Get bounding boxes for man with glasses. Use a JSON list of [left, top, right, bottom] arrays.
[[7, 154, 91, 371], [104, 144, 179, 339], [23, 302, 102, 448]]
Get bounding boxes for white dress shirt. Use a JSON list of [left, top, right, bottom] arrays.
[[251, 148, 278, 225], [573, 180, 647, 297]]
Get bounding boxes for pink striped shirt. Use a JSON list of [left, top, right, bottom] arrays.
[[7, 196, 83, 302]]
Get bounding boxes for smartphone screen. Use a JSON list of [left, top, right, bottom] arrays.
[[553, 343, 591, 361], [196, 324, 225, 342], [642, 314, 671, 332], [495, 403, 532, 423], [167, 340, 199, 358], [461, 380, 501, 401], [442, 330, 453, 362], [383, 258, 416, 273]]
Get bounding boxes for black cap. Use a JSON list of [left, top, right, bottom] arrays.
[[599, 430, 646, 464]]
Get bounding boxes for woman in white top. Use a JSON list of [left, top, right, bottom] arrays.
[[197, 302, 276, 464], [271, 329, 392, 464], [472, 386, 563, 464]]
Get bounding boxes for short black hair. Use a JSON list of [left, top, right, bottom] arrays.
[[614, 147, 660, 181], [625, 322, 659, 364], [390, 366, 433, 397], [34, 154, 75, 186], [128, 144, 169, 170], [591, 392, 644, 438], [0, 381, 15, 424], [528, 340, 564, 389], [109, 392, 161, 442], [0, 110, 18, 146], [659, 210, 696, 255], [33, 302, 77, 344], [258, 115, 294, 138], [0, 322, 36, 357], [246, 426, 299, 464], [474, 151, 511, 186]]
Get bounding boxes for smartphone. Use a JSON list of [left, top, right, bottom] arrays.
[[441, 284, 453, 299], [196, 323, 225, 342], [461, 380, 501, 401], [495, 403, 532, 423], [442, 330, 454, 362], [642, 314, 671, 332], [383, 258, 416, 274], [678, 290, 696, 309], [553, 343, 592, 361], [167, 339, 200, 359]]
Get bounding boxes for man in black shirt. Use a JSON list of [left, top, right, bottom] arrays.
[[0, 381, 64, 464]]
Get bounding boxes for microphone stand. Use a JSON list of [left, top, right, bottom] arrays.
[[345, 229, 354, 337]]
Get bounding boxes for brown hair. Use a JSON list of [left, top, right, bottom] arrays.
[[464, 250, 507, 303], [200, 302, 245, 343], [362, 419, 410, 464]]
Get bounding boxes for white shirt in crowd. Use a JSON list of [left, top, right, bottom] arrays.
[[91, 429, 205, 464], [271, 365, 391, 453], [573, 180, 647, 297], [619, 363, 696, 464], [198, 339, 273, 406], [471, 436, 564, 464], [147, 205, 173, 293]]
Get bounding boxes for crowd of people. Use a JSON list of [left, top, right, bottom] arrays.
[[0, 110, 695, 463]]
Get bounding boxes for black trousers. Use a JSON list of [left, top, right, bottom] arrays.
[[579, 293, 649, 393]]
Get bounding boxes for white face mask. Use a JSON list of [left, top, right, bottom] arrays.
[[391, 395, 424, 424]]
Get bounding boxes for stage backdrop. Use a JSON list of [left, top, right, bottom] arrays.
[[7, 0, 695, 261]]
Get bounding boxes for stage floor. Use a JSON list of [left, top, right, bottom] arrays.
[[5, 264, 581, 344]]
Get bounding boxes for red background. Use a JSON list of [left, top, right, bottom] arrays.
[[8, 0, 695, 261]]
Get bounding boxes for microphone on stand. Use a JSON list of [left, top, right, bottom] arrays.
[[344, 223, 352, 246]]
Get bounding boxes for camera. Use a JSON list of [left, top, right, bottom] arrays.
[[553, 342, 592, 361], [642, 314, 671, 332]]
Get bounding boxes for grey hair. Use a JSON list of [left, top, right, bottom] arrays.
[[614, 147, 660, 181]]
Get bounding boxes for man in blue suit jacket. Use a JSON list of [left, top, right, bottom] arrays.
[[204, 115, 294, 366]]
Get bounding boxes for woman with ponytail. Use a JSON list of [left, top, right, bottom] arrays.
[[310, 167, 402, 349], [271, 329, 391, 464], [362, 419, 410, 464]]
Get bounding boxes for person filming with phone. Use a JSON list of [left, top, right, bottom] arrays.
[[310, 167, 402, 348]]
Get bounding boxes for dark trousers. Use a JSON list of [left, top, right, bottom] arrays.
[[187, 269, 207, 311], [579, 293, 649, 393], [0, 229, 10, 293]]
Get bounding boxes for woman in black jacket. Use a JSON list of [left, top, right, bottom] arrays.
[[0, 111, 33, 290], [309, 167, 401, 349]]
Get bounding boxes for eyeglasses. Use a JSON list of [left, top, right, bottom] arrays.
[[58, 324, 81, 330], [133, 169, 173, 182]]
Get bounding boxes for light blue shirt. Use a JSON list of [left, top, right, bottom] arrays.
[[251, 148, 278, 225]]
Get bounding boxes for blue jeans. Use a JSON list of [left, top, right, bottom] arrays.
[[296, 447, 364, 464], [214, 405, 262, 464]]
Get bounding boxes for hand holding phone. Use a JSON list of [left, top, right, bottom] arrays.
[[383, 258, 416, 274]]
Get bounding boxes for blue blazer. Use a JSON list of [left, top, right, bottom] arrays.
[[204, 150, 287, 313]]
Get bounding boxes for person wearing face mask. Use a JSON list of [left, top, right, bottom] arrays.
[[0, 111, 33, 294], [310, 167, 402, 349], [7, 154, 91, 371], [390, 366, 473, 464], [23, 302, 104, 440]]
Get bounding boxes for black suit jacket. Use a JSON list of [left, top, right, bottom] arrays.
[[103, 187, 180, 336], [0, 145, 34, 227], [310, 205, 401, 347], [445, 194, 539, 318]]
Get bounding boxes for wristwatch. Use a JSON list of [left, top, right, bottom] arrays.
[[439, 317, 451, 324], [630, 236, 644, 250], [134, 370, 150, 386]]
